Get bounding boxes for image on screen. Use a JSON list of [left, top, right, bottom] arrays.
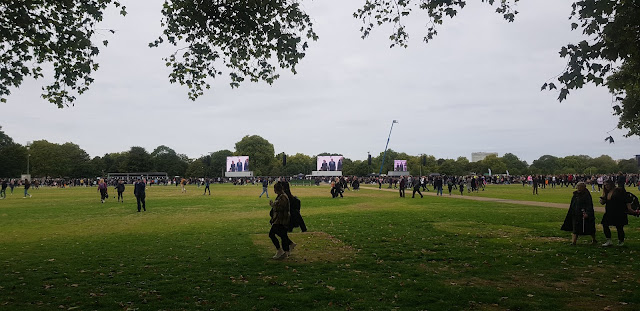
[[227, 156, 250, 172], [394, 160, 407, 172], [316, 156, 344, 171]]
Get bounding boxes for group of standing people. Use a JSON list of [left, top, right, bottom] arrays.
[[562, 181, 639, 246], [96, 178, 146, 212]]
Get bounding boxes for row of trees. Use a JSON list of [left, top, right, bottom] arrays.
[[0, 127, 637, 178]]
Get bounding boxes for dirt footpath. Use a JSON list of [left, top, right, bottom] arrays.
[[362, 186, 606, 213]]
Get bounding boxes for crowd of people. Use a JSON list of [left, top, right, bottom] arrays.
[[3, 171, 640, 259]]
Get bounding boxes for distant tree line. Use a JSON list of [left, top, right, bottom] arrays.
[[0, 127, 637, 178]]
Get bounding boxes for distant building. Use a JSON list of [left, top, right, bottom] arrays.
[[472, 152, 498, 162]]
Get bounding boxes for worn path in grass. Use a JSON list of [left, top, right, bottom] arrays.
[[361, 185, 606, 213]]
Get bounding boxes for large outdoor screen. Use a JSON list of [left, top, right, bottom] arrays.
[[394, 160, 407, 172], [317, 156, 344, 171], [227, 156, 250, 172]]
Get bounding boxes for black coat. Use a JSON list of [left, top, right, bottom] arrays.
[[561, 190, 595, 235], [601, 188, 630, 226], [134, 182, 146, 197], [287, 196, 307, 232]]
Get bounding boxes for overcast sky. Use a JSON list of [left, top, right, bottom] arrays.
[[1, 0, 637, 164]]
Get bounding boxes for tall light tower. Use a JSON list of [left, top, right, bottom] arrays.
[[379, 120, 398, 175]]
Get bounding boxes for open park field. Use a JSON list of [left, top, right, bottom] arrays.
[[1, 183, 639, 310]]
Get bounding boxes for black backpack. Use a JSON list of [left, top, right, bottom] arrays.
[[627, 192, 640, 216]]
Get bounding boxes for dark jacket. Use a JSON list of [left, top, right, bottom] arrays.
[[434, 178, 443, 189], [134, 182, 146, 197], [116, 183, 125, 193], [413, 179, 421, 190], [287, 196, 307, 232], [601, 187, 630, 226]]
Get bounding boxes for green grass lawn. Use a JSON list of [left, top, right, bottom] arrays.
[[364, 182, 640, 205], [1, 184, 639, 310]]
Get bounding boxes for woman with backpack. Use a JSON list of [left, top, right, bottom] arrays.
[[282, 182, 307, 251], [600, 181, 638, 246], [268, 182, 291, 259]]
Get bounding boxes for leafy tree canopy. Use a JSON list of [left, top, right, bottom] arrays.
[[356, 0, 640, 136], [151, 0, 317, 100], [0, 126, 14, 148], [0, 0, 127, 107]]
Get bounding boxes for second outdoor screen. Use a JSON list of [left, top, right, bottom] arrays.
[[317, 156, 344, 171], [394, 160, 407, 171]]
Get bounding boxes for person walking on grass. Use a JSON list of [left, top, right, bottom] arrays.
[[412, 177, 423, 198], [269, 182, 291, 259], [97, 179, 108, 203], [0, 179, 7, 199], [459, 179, 465, 196], [23, 179, 32, 198], [532, 176, 539, 195], [203, 178, 211, 195], [434, 177, 443, 196], [399, 176, 406, 198], [282, 181, 307, 252], [600, 181, 638, 246], [181, 178, 187, 193], [134, 178, 147, 212], [9, 179, 15, 194], [561, 182, 597, 245], [115, 180, 125, 203], [259, 178, 269, 198]]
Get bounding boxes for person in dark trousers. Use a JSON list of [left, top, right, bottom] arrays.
[[332, 178, 344, 198], [203, 178, 211, 195], [134, 178, 146, 212], [422, 176, 430, 192], [115, 180, 125, 203], [532, 176, 539, 195], [9, 179, 15, 194], [282, 182, 307, 252], [434, 177, 443, 196], [411, 177, 423, 198], [459, 179, 465, 195], [269, 182, 291, 259], [0, 179, 7, 199], [600, 181, 637, 246], [399, 177, 406, 198], [447, 178, 454, 195], [98, 179, 108, 203], [259, 178, 269, 198]]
